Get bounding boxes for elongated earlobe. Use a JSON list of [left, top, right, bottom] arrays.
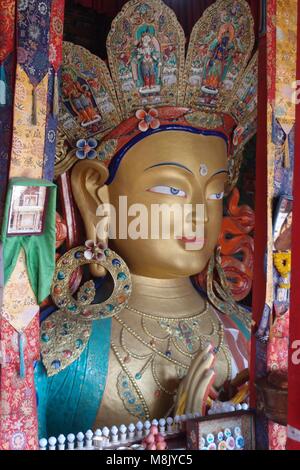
[[71, 160, 110, 276]]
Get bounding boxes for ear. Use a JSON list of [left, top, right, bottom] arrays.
[[71, 160, 110, 277]]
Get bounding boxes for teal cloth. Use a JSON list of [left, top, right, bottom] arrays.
[[0, 177, 57, 303], [35, 317, 112, 439], [231, 313, 251, 341]]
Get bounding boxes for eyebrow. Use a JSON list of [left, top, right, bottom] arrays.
[[145, 162, 194, 174], [211, 169, 229, 177]]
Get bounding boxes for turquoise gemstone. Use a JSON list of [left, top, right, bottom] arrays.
[[104, 249, 110, 257], [75, 339, 83, 349], [112, 259, 121, 267], [68, 304, 77, 312], [117, 272, 127, 281], [129, 398, 135, 405], [51, 360, 61, 370], [57, 272, 65, 280], [106, 304, 114, 312], [135, 372, 142, 380], [74, 251, 82, 259], [42, 334, 50, 343], [124, 285, 130, 291]]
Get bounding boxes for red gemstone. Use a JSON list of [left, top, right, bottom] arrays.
[[83, 310, 92, 317], [63, 350, 72, 359], [45, 321, 55, 330], [155, 390, 161, 398], [117, 295, 126, 304], [124, 355, 130, 364]]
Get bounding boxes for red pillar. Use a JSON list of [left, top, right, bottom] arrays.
[[250, 33, 268, 406], [287, 0, 300, 451]]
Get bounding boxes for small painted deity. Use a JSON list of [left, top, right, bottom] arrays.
[[131, 25, 162, 95], [201, 23, 235, 95], [62, 72, 101, 127]]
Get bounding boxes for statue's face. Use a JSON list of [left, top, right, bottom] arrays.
[[106, 131, 228, 278], [142, 34, 151, 46]]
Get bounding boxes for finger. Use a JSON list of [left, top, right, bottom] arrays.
[[183, 344, 213, 396], [174, 377, 187, 416], [185, 351, 215, 413], [175, 390, 187, 417], [188, 368, 216, 415], [208, 385, 219, 400], [201, 370, 216, 416]]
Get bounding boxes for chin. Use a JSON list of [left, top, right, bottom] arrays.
[[111, 241, 213, 278], [155, 254, 210, 278], [176, 250, 212, 275], [173, 264, 208, 278]]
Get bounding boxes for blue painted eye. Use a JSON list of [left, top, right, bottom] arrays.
[[171, 187, 180, 195], [208, 192, 224, 200], [148, 186, 187, 198]]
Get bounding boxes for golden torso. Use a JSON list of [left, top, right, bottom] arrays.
[[95, 274, 231, 428]]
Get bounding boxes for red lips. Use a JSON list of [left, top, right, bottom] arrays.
[[177, 236, 205, 243]]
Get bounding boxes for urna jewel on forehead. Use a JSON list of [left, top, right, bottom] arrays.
[[55, 0, 257, 192]]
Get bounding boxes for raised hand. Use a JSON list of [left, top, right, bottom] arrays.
[[175, 344, 216, 416]]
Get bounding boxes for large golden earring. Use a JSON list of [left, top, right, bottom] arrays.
[[52, 243, 131, 320], [41, 244, 132, 376], [206, 247, 251, 330]]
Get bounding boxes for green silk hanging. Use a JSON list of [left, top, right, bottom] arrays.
[[0, 177, 57, 304]]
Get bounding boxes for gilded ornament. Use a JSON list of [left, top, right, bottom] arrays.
[[55, 0, 257, 192], [41, 245, 132, 375], [51, 246, 132, 321], [97, 139, 118, 165], [185, 111, 224, 129]]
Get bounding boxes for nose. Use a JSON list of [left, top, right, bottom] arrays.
[[189, 189, 209, 226], [180, 184, 209, 241], [184, 203, 208, 237], [202, 203, 209, 224]]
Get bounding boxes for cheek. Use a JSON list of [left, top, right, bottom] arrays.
[[206, 203, 223, 242]]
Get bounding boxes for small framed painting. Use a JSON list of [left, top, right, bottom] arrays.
[[186, 410, 256, 450], [7, 185, 48, 236]]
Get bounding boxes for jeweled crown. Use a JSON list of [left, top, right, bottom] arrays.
[[56, 0, 257, 192]]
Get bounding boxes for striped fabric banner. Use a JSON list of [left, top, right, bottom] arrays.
[[0, 0, 65, 450]]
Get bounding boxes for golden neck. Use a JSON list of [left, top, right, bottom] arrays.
[[128, 274, 206, 319]]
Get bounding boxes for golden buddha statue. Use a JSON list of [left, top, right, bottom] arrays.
[[36, 0, 257, 437]]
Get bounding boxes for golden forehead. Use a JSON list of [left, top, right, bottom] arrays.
[[119, 131, 228, 173]]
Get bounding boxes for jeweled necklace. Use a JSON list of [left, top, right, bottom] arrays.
[[125, 304, 210, 322], [112, 302, 232, 402]]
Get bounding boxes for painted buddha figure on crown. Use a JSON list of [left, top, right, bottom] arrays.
[[36, 0, 257, 437]]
